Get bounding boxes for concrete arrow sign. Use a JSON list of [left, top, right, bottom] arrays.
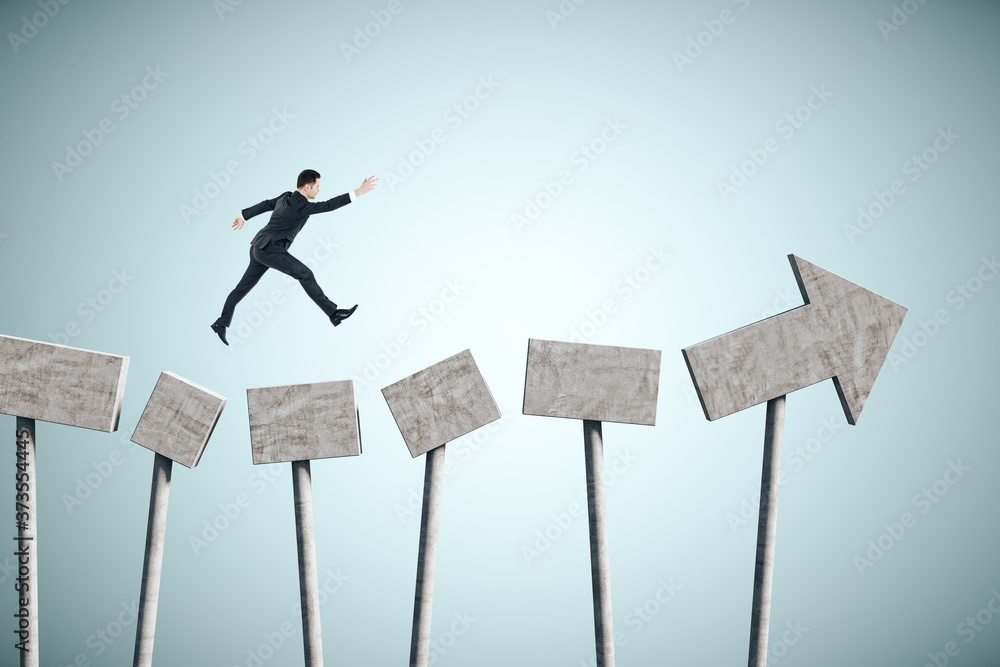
[[682, 255, 907, 425]]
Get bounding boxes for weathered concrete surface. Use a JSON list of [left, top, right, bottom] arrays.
[[584, 420, 615, 667], [247, 380, 360, 464], [16, 418, 38, 667], [748, 396, 785, 667], [522, 339, 661, 426], [521, 340, 660, 666], [132, 452, 172, 667], [293, 460, 323, 667], [130, 372, 227, 469], [409, 445, 446, 667], [382, 349, 500, 458], [682, 255, 907, 424], [0, 335, 128, 432]]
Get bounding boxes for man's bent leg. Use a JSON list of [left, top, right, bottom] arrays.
[[218, 247, 270, 327], [252, 243, 339, 319]]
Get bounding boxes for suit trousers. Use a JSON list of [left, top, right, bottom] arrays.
[[218, 240, 338, 327]]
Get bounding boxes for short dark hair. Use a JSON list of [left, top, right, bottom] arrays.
[[297, 169, 321, 188]]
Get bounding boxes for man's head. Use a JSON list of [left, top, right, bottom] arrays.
[[297, 169, 321, 199]]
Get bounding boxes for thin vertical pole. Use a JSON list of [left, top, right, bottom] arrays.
[[293, 460, 323, 667], [132, 453, 173, 667], [409, 444, 446, 667], [15, 418, 38, 667], [583, 419, 615, 667], [748, 395, 786, 667]]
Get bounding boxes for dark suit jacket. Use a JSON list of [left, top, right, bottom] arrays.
[[244, 191, 352, 249]]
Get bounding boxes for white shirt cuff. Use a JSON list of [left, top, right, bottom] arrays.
[[348, 190, 356, 202]]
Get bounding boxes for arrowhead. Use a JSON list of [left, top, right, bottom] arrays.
[[788, 255, 907, 425]]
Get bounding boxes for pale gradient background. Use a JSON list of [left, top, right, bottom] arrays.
[[1, 0, 998, 665]]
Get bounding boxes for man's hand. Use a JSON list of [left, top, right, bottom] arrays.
[[354, 175, 378, 198], [233, 215, 245, 230]]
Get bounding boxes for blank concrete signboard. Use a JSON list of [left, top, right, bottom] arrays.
[[381, 349, 500, 667], [246, 378, 362, 667], [521, 338, 662, 667], [381, 349, 501, 458], [0, 334, 128, 431], [131, 371, 227, 469], [523, 339, 661, 426], [0, 334, 129, 667], [247, 380, 360, 465]]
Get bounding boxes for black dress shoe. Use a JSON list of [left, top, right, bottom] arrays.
[[210, 322, 229, 346], [330, 304, 358, 327]]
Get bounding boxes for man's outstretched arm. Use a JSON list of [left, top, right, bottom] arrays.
[[303, 175, 379, 215], [232, 194, 282, 230]]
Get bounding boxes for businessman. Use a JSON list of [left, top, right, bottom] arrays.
[[211, 169, 377, 345]]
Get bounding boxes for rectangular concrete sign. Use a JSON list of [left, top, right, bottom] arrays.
[[522, 339, 661, 425], [381, 349, 500, 458], [247, 380, 360, 464], [131, 372, 227, 469], [0, 334, 128, 432]]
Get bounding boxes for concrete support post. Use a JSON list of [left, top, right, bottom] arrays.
[[584, 419, 615, 667], [132, 453, 173, 667], [409, 444, 446, 667], [293, 460, 323, 667], [748, 395, 786, 667], [15, 418, 38, 667]]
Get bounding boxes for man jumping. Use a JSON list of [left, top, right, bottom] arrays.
[[211, 169, 377, 345]]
